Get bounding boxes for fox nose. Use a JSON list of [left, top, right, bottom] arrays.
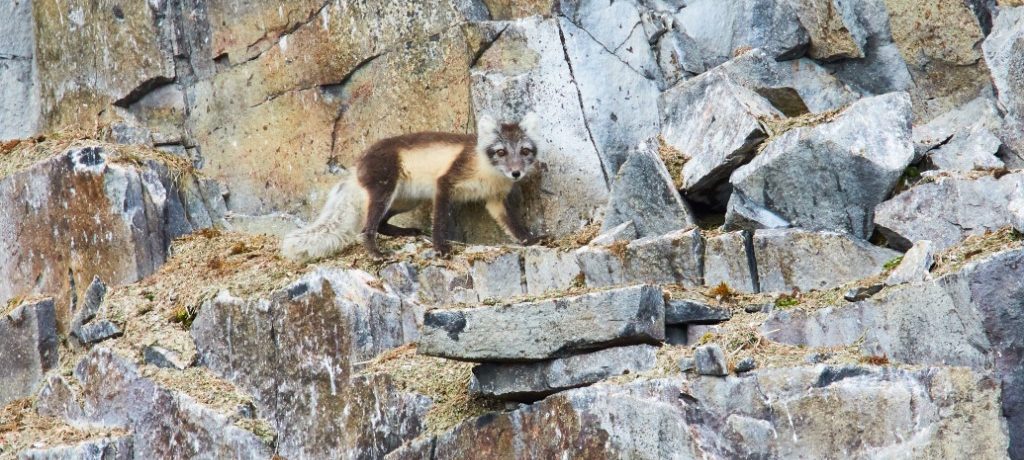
[[511, 171, 522, 179]]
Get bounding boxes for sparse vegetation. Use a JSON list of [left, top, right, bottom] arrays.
[[883, 256, 904, 272]]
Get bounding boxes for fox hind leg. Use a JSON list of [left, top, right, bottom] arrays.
[[377, 209, 424, 237]]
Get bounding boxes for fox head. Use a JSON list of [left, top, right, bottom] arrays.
[[476, 112, 541, 182]]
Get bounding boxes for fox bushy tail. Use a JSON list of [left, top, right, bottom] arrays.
[[281, 173, 368, 261]]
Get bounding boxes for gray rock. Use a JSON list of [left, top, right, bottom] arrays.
[[666, 299, 732, 325], [564, 0, 663, 87], [659, 71, 782, 199], [913, 97, 1004, 158], [418, 285, 665, 362], [467, 250, 524, 300], [655, 29, 705, 87], [560, 17, 663, 175], [75, 320, 123, 345], [416, 265, 478, 306], [380, 262, 419, 298], [723, 192, 791, 232], [875, 172, 1024, 250], [843, 283, 884, 302], [728, 93, 914, 239], [600, 139, 695, 238], [709, 48, 857, 114], [74, 348, 272, 459], [885, 240, 935, 286], [35, 375, 84, 421], [678, 357, 695, 372], [143, 345, 190, 370], [1010, 199, 1024, 234], [0, 299, 58, 406], [983, 7, 1024, 125], [0, 0, 39, 140], [470, 344, 658, 400], [786, 0, 866, 61], [471, 17, 610, 237], [588, 221, 637, 246], [73, 276, 107, 328], [522, 247, 583, 296], [703, 231, 758, 294], [821, 0, 914, 96], [694, 344, 728, 376], [753, 229, 900, 293], [191, 268, 426, 459], [733, 357, 757, 373], [576, 228, 704, 288], [18, 436, 134, 460], [928, 127, 1004, 171], [673, 0, 809, 67]]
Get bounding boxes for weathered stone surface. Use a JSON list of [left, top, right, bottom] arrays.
[[787, 0, 867, 61], [71, 276, 106, 333], [659, 71, 782, 199], [470, 344, 658, 400], [74, 348, 272, 458], [655, 28, 706, 87], [600, 139, 694, 238], [483, 0, 555, 19], [560, 17, 662, 175], [588, 221, 637, 245], [0, 299, 58, 406], [884, 0, 991, 121], [753, 229, 899, 293], [18, 435, 134, 460], [875, 172, 1024, 250], [886, 240, 935, 285], [471, 17, 610, 238], [666, 299, 732, 325], [418, 285, 665, 362], [0, 143, 225, 330], [522, 247, 582, 295], [728, 93, 914, 239], [709, 48, 857, 115], [673, 0, 809, 67], [928, 126, 1004, 171], [0, 0, 39, 140], [983, 7, 1024, 158], [560, 0, 662, 88], [191, 268, 424, 459], [577, 228, 704, 288], [913, 96, 1004, 158], [723, 192, 791, 231], [33, 0, 175, 132], [36, 375, 85, 421], [74, 320, 123, 345], [821, 0, 914, 97], [468, 250, 525, 300], [703, 231, 757, 293], [417, 265, 479, 306], [695, 344, 728, 376], [143, 345, 189, 370]]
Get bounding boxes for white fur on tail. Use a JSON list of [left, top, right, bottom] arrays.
[[281, 172, 369, 261]]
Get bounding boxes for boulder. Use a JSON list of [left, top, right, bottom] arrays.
[[0, 142, 225, 330], [694, 344, 729, 376], [470, 345, 658, 400], [912, 97, 1004, 158], [418, 285, 665, 362], [74, 320, 123, 345], [821, 0, 914, 97], [886, 240, 936, 285], [928, 127, 1004, 171], [471, 17, 611, 238], [522, 247, 583, 296], [703, 231, 758, 294], [0, 299, 58, 406], [983, 7, 1024, 157], [600, 139, 695, 238], [753, 229, 900, 293], [36, 375, 85, 421], [655, 29, 706, 87], [666, 299, 733, 325], [576, 228, 704, 288], [659, 71, 782, 200], [467, 250, 525, 300], [728, 93, 914, 239], [673, 0, 809, 67], [875, 172, 1024, 250]]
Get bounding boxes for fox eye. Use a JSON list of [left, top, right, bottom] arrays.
[[495, 149, 507, 157], [520, 148, 533, 156]]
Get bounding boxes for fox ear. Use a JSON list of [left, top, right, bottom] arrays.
[[477, 114, 498, 137], [519, 111, 540, 137]]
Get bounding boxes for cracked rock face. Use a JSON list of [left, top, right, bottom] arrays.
[[0, 0, 39, 140], [0, 299, 58, 406], [600, 139, 695, 238], [673, 0, 810, 67], [0, 143, 225, 331]]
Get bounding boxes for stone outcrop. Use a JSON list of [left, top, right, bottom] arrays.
[[0, 299, 58, 406], [600, 139, 694, 238]]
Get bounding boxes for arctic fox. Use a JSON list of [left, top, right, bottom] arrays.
[[281, 113, 543, 261]]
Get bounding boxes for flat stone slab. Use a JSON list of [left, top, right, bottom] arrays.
[[753, 229, 899, 293], [666, 299, 732, 325], [418, 285, 665, 362], [576, 228, 704, 289], [470, 344, 657, 401]]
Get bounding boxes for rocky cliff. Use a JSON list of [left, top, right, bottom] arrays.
[[2, 0, 1024, 459]]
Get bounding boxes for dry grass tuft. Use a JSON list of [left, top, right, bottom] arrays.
[[0, 398, 127, 458], [932, 227, 1024, 277], [656, 136, 687, 190]]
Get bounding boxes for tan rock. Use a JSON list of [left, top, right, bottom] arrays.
[[788, 0, 865, 60], [481, 0, 556, 19]]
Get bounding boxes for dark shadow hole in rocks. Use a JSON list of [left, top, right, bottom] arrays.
[[686, 197, 727, 231]]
